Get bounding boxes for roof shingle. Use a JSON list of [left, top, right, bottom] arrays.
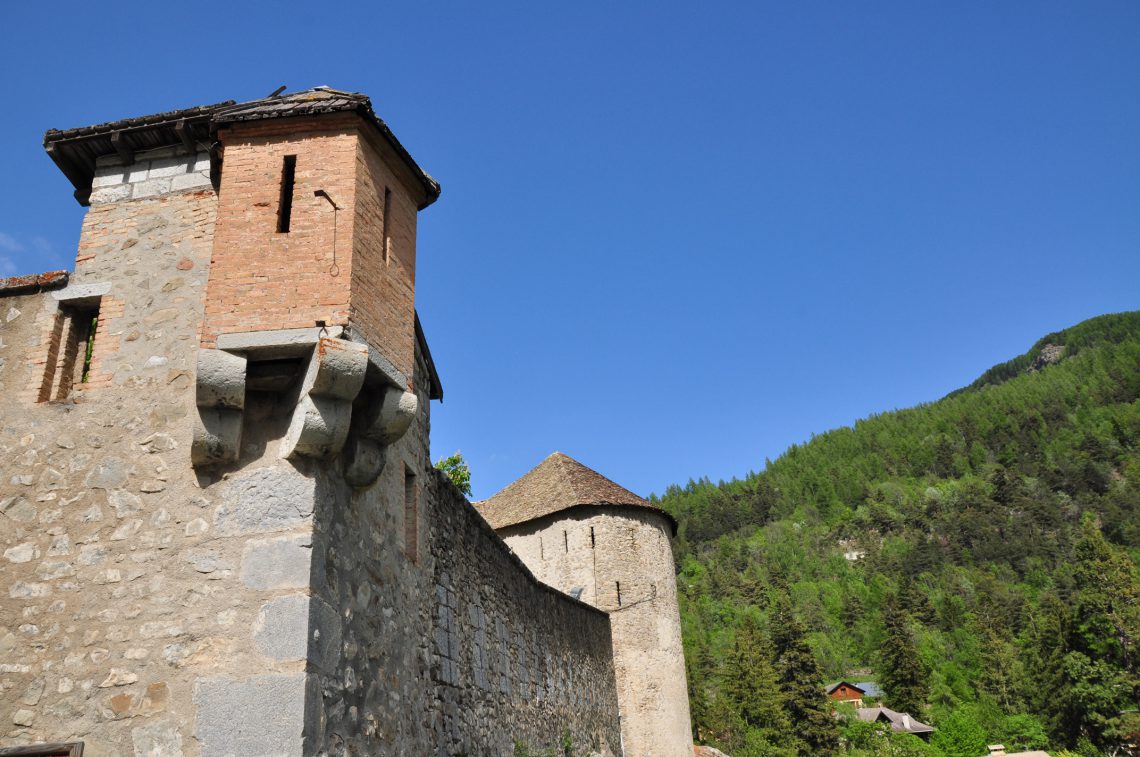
[[42, 86, 440, 209], [475, 452, 676, 533]]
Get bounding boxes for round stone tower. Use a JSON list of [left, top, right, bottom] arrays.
[[476, 452, 693, 757]]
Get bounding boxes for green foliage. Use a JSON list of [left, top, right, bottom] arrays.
[[878, 594, 929, 717], [930, 707, 988, 757], [663, 312, 1140, 756], [434, 450, 472, 496]]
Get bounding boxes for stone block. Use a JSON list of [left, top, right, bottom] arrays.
[[92, 167, 127, 188], [84, 458, 127, 489], [194, 672, 314, 757], [309, 595, 342, 673], [132, 718, 183, 756], [195, 348, 246, 409], [357, 386, 418, 444], [191, 407, 242, 466], [216, 326, 343, 358], [213, 466, 316, 536], [342, 436, 385, 488], [147, 157, 191, 178], [171, 172, 211, 192], [240, 533, 312, 590], [90, 184, 133, 205], [127, 163, 150, 183], [254, 594, 309, 661], [303, 338, 368, 400], [280, 394, 352, 460], [53, 281, 112, 302], [1, 495, 36, 522], [132, 177, 172, 199]]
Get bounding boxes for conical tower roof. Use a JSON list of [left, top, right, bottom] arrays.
[[475, 452, 676, 533]]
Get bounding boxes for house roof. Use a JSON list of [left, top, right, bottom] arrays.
[[855, 706, 934, 735], [474, 452, 677, 534], [43, 87, 440, 209], [826, 681, 867, 696], [854, 681, 883, 698], [0, 270, 69, 297]]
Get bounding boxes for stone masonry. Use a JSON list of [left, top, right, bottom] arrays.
[[1, 87, 687, 756]]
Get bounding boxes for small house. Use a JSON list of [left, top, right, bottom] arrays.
[[856, 705, 935, 741], [826, 681, 868, 707]]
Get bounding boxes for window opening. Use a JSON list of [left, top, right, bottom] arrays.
[[80, 313, 97, 383], [590, 526, 595, 549], [563, 530, 568, 553], [381, 186, 392, 262], [616, 581, 622, 608], [39, 303, 100, 402], [404, 465, 418, 561], [277, 155, 297, 233]]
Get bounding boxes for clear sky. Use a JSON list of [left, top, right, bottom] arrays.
[[2, 2, 1137, 500]]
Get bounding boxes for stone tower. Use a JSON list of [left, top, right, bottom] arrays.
[[3, 88, 628, 755], [476, 452, 694, 757]]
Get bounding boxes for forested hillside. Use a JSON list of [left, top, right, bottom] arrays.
[[655, 312, 1140, 756]]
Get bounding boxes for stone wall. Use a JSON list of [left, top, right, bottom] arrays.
[[0, 185, 227, 755], [424, 476, 621, 756], [501, 509, 694, 757], [307, 344, 621, 755], [1, 197, 621, 757], [4, 101, 625, 756]]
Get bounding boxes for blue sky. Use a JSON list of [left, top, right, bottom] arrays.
[[2, 2, 1138, 499]]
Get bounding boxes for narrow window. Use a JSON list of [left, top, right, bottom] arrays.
[[39, 303, 100, 402], [403, 465, 418, 561], [616, 581, 623, 608], [381, 186, 392, 262], [563, 530, 569, 553], [277, 155, 297, 233], [539, 537, 544, 560], [589, 526, 595, 549]]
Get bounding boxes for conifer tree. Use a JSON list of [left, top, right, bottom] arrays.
[[722, 615, 791, 743], [770, 595, 839, 754], [878, 593, 929, 717]]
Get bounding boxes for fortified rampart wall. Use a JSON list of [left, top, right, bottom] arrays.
[[501, 509, 693, 757], [0, 167, 620, 754]]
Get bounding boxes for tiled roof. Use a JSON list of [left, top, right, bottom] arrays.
[[856, 706, 934, 734], [212, 87, 439, 208], [212, 87, 369, 123], [474, 452, 676, 533], [42, 87, 440, 209], [0, 270, 69, 297]]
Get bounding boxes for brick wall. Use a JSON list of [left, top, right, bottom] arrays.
[[349, 128, 420, 382], [201, 116, 359, 347]]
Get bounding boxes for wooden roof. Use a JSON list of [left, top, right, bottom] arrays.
[[43, 87, 440, 209], [474, 452, 676, 533]]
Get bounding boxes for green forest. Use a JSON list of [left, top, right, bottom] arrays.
[[654, 311, 1140, 756]]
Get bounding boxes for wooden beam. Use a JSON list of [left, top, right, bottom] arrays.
[[44, 143, 93, 206], [175, 119, 196, 155], [110, 130, 133, 165]]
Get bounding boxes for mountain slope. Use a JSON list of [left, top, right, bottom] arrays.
[[656, 311, 1140, 755]]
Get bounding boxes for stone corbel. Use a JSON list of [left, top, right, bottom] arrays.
[[191, 349, 247, 466], [342, 386, 419, 487], [280, 337, 369, 460]]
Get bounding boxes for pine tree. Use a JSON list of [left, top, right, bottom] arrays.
[[770, 595, 839, 754], [721, 615, 791, 742], [878, 593, 929, 718]]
